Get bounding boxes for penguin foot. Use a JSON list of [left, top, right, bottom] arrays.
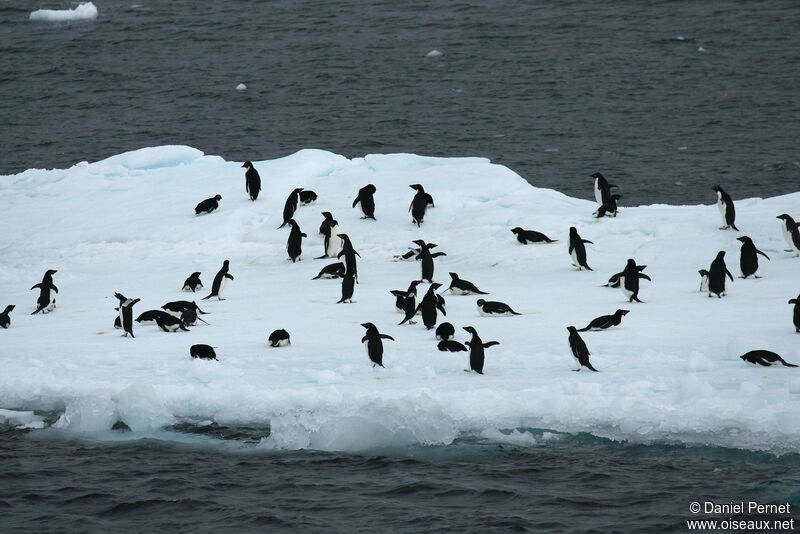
[[572, 368, 581, 372]]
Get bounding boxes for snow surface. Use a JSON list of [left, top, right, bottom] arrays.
[[29, 2, 98, 22], [1, 146, 799, 453]]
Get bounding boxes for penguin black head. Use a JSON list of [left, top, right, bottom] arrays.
[[617, 309, 630, 316], [192, 271, 201, 277], [412, 239, 426, 247], [611, 194, 622, 200], [712, 185, 722, 193], [46, 269, 58, 276], [449, 272, 459, 280], [364, 184, 376, 194], [292, 187, 304, 194], [3, 304, 16, 314], [698, 269, 709, 276], [409, 184, 424, 192], [567, 326, 578, 333], [476, 299, 486, 306], [716, 251, 726, 259], [463, 326, 477, 335], [590, 172, 604, 179], [214, 194, 222, 201], [114, 292, 127, 303], [569, 226, 577, 235], [223, 259, 230, 266], [626, 258, 636, 267], [361, 322, 376, 331], [430, 283, 443, 291], [287, 218, 299, 228], [777, 214, 795, 223], [322, 211, 333, 219], [736, 236, 753, 244], [242, 161, 253, 169]]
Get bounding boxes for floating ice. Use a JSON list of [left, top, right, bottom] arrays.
[[236, 83, 247, 91], [29, 2, 98, 22], [426, 49, 443, 57]]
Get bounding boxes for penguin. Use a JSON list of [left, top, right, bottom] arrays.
[[268, 329, 291, 347], [190, 344, 217, 360], [776, 214, 800, 255], [277, 188, 304, 228], [577, 309, 629, 331], [712, 185, 738, 231], [435, 322, 455, 341], [285, 219, 306, 263], [361, 322, 394, 367], [114, 293, 140, 338], [337, 234, 360, 282], [242, 161, 261, 201], [619, 259, 651, 303], [181, 307, 209, 327], [316, 219, 342, 259], [591, 172, 618, 206], [740, 350, 797, 367], [319, 211, 335, 237], [353, 184, 377, 219], [391, 280, 421, 312], [338, 271, 356, 304], [567, 326, 598, 372], [447, 273, 488, 295], [195, 194, 222, 215], [397, 286, 420, 326], [413, 240, 446, 283], [438, 340, 468, 353], [298, 190, 317, 205], [707, 251, 733, 298], [568, 227, 593, 271], [182, 272, 203, 292], [202, 260, 234, 300], [409, 184, 431, 226], [31, 269, 58, 315], [698, 269, 709, 293], [463, 326, 499, 374], [510, 227, 557, 244], [604, 265, 646, 288], [0, 305, 15, 328], [594, 194, 621, 218], [312, 262, 346, 280], [114, 314, 122, 329], [737, 236, 770, 278], [155, 314, 190, 332], [789, 294, 800, 332], [392, 249, 419, 261], [135, 309, 173, 325], [414, 283, 446, 329], [162, 300, 208, 317], [476, 299, 521, 317]]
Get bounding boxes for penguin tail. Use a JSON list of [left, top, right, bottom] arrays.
[[277, 221, 287, 229], [585, 362, 599, 372], [198, 317, 211, 325], [577, 326, 590, 332], [314, 254, 328, 260], [476, 290, 489, 295], [731, 223, 739, 231], [781, 361, 798, 367], [584, 265, 593, 271], [31, 306, 44, 315], [511, 310, 522, 315]]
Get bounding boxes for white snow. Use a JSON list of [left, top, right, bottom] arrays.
[[29, 2, 98, 22], [2, 146, 800, 453]]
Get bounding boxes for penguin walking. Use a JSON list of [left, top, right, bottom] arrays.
[[594, 194, 621, 218], [438, 340, 468, 353], [299, 190, 317, 205], [707, 251, 733, 298], [195, 194, 222, 215], [312, 262, 346, 280], [712, 185, 738, 230], [619, 259, 651, 303], [568, 227, 593, 271], [31, 269, 58, 315], [776, 214, 800, 256], [447, 272, 488, 295], [0, 305, 15, 328], [591, 172, 618, 206], [242, 161, 261, 201], [391, 280, 421, 312], [510, 227, 557, 244], [337, 234, 360, 282], [409, 184, 432, 226], [286, 219, 307, 263], [413, 240, 446, 283], [740, 350, 797, 367], [396, 285, 420, 325], [155, 314, 190, 332], [316, 218, 342, 259], [603, 265, 646, 288], [338, 271, 356, 304], [135, 309, 174, 325], [353, 184, 377, 219], [115, 292, 140, 338], [567, 326, 598, 371], [698, 269, 709, 293], [268, 329, 291, 347], [277, 188, 304, 228], [361, 322, 394, 367], [737, 236, 770, 278], [789, 294, 800, 332], [414, 283, 446, 329], [435, 322, 455, 341], [463, 326, 499, 374], [182, 272, 203, 292], [190, 344, 217, 360], [476, 299, 521, 317], [577, 309, 629, 331], [202, 260, 234, 300]]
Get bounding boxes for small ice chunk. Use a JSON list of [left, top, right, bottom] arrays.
[[30, 2, 98, 22], [236, 83, 247, 91], [426, 50, 443, 57], [698, 47, 706, 53]]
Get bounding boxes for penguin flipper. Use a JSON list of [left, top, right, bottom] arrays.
[[577, 325, 591, 332], [639, 273, 652, 281], [361, 335, 369, 343], [757, 249, 770, 260], [50, 284, 58, 293], [583, 239, 594, 244], [31, 283, 42, 290], [483, 341, 500, 348], [225, 274, 234, 280], [352, 197, 360, 208], [380, 334, 395, 341], [725, 269, 734, 282], [584, 362, 599, 372]]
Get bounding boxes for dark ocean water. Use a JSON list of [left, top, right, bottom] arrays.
[[2, 1, 800, 531]]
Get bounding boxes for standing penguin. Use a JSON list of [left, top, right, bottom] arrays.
[[202, 260, 234, 300], [568, 227, 593, 271], [409, 184, 432, 227], [447, 273, 488, 295], [712, 185, 738, 231], [396, 285, 421, 325], [594, 194, 621, 218], [337, 234, 361, 282], [0, 305, 15, 328], [319, 211, 335, 237], [182, 272, 203, 292], [391, 280, 421, 312], [707, 251, 733, 298], [619, 259, 651, 303], [567, 326, 598, 372], [361, 322, 394, 367], [414, 283, 446, 329], [277, 188, 304, 228], [316, 218, 342, 259], [698, 269, 710, 293], [115, 292, 140, 338], [195, 194, 222, 215], [463, 326, 499, 375], [338, 271, 356, 303], [776, 214, 800, 256], [31, 269, 58, 315], [412, 240, 446, 283], [353, 184, 377, 220], [788, 294, 800, 332], [286, 219, 306, 262], [242, 161, 261, 201], [737, 236, 770, 278], [591, 172, 618, 206]]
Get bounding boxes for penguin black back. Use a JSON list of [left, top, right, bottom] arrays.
[[361, 322, 394, 367], [619, 259, 651, 303], [0, 305, 15, 328], [195, 194, 222, 215], [409, 184, 430, 227], [463, 326, 499, 374], [286, 219, 306, 263], [740, 350, 797, 367], [31, 269, 58, 315], [789, 294, 800, 332], [568, 227, 593, 271], [278, 188, 304, 228], [567, 326, 597, 372], [182, 272, 203, 292], [435, 322, 455, 340], [353, 184, 377, 219], [707, 251, 733, 298], [190, 344, 217, 360], [737, 236, 770, 278], [242, 161, 261, 201], [269, 329, 291, 347], [202, 260, 233, 300]]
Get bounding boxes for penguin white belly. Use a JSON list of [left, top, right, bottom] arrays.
[[781, 223, 793, 248], [363, 340, 372, 361], [450, 287, 471, 296], [699, 276, 709, 293], [478, 307, 512, 317], [163, 323, 181, 332], [716, 195, 726, 224], [327, 232, 342, 258], [618, 276, 633, 299], [218, 277, 228, 296], [593, 180, 602, 205], [570, 249, 579, 268], [276, 338, 290, 347]]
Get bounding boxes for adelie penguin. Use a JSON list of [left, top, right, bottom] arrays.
[[698, 269, 709, 293], [577, 309, 629, 331], [181, 307, 209, 327], [202, 260, 234, 300], [740, 350, 797, 368], [568, 227, 593, 271], [31, 269, 58, 315], [567, 326, 598, 372], [438, 340, 468, 353], [463, 326, 499, 375], [476, 299, 521, 317], [788, 294, 800, 332], [447, 272, 488, 295], [394, 282, 422, 325], [737, 236, 770, 278], [155, 314, 190, 332], [353, 184, 377, 220], [337, 234, 360, 282], [361, 322, 394, 368], [407, 283, 446, 329], [619, 259, 651, 303], [391, 280, 421, 312], [510, 227, 556, 244], [591, 172, 618, 206], [312, 262, 345, 280], [162, 300, 208, 317], [182, 272, 203, 292], [298, 190, 317, 205], [712, 185, 738, 231], [0, 305, 15, 329], [268, 329, 291, 347], [412, 240, 446, 283], [277, 188, 304, 228], [338, 271, 356, 304], [242, 161, 261, 201], [707, 251, 733, 298], [195, 194, 222, 215], [435, 322, 455, 341], [776, 214, 800, 256], [594, 194, 621, 218], [316, 216, 342, 259], [190, 344, 217, 360], [114, 293, 140, 338], [135, 309, 173, 325], [604, 265, 646, 288], [409, 184, 433, 227], [285, 219, 307, 263], [319, 211, 335, 237]]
